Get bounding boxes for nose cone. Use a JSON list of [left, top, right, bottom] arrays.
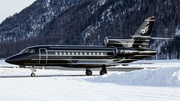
[[5, 57, 15, 64], [5, 54, 22, 65], [5, 54, 28, 65]]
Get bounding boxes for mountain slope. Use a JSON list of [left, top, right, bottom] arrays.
[[0, 0, 84, 43], [1, 0, 180, 59]]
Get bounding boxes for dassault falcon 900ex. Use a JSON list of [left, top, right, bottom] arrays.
[[5, 17, 157, 77]]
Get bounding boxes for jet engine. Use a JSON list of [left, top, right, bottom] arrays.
[[104, 37, 134, 47], [113, 47, 139, 56]]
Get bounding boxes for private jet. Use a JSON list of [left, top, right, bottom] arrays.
[[5, 16, 157, 77]]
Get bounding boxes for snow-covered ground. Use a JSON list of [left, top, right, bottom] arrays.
[[0, 59, 180, 101]]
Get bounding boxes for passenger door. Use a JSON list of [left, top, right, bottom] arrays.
[[39, 48, 48, 64]]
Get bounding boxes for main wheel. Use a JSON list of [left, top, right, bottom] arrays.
[[100, 65, 107, 75], [31, 73, 35, 77], [86, 70, 92, 76], [100, 70, 105, 75]]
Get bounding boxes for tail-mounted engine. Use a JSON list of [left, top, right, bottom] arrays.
[[113, 47, 139, 56], [104, 37, 134, 47]]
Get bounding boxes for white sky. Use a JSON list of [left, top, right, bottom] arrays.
[[0, 0, 36, 24]]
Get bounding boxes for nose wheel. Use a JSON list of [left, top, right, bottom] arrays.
[[86, 68, 92, 76], [31, 66, 36, 77], [31, 73, 36, 77]]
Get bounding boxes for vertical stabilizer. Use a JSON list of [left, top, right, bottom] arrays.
[[132, 16, 155, 48], [104, 17, 155, 48], [132, 16, 155, 37]]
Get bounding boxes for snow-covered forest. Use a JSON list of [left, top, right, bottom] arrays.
[[0, 0, 180, 59]]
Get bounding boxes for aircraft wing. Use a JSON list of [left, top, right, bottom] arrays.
[[69, 62, 154, 66], [0, 65, 18, 68]]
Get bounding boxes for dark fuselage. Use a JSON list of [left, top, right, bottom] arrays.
[[5, 45, 157, 68], [5, 17, 157, 76]]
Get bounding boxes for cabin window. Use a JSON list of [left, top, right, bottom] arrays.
[[66, 52, 68, 55], [87, 52, 89, 55], [59, 52, 62, 55], [97, 52, 99, 55], [80, 52, 82, 55], [55, 52, 58, 55], [93, 52, 95, 55], [99, 52, 101, 55], [74, 52, 76, 55], [82, 52, 85, 55]]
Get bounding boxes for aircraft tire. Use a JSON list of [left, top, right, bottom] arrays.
[[86, 70, 92, 76], [31, 73, 35, 77], [100, 70, 105, 75]]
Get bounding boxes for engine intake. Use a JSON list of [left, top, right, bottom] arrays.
[[104, 37, 134, 47]]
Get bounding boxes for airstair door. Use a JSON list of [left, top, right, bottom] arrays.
[[39, 48, 48, 64]]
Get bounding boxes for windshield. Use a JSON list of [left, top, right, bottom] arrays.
[[20, 49, 36, 54]]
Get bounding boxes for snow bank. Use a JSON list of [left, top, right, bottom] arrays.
[[0, 59, 7, 65], [85, 67, 180, 86]]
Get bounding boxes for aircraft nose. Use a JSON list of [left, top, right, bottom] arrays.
[[5, 57, 14, 64], [5, 54, 28, 65], [5, 55, 20, 64]]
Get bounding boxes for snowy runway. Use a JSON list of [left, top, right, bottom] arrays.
[[0, 60, 180, 101], [0, 74, 179, 101]]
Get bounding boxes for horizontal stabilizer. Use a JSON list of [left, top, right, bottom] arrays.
[[151, 37, 174, 40]]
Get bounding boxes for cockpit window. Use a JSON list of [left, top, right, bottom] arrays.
[[20, 49, 36, 54], [20, 49, 29, 54], [30, 49, 35, 53]]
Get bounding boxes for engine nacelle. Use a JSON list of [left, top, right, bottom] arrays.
[[104, 37, 134, 47], [113, 47, 139, 56]]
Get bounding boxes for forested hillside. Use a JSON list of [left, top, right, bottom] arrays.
[[0, 0, 180, 59]]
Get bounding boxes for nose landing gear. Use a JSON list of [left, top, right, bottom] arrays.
[[31, 66, 36, 77], [31, 72, 36, 77]]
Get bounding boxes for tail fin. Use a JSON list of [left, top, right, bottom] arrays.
[[132, 16, 155, 48], [104, 17, 155, 48]]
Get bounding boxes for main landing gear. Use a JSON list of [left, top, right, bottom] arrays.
[[100, 65, 107, 75], [31, 66, 36, 77], [85, 65, 107, 76], [86, 68, 92, 76]]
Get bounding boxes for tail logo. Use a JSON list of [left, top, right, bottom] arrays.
[[140, 25, 149, 35]]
